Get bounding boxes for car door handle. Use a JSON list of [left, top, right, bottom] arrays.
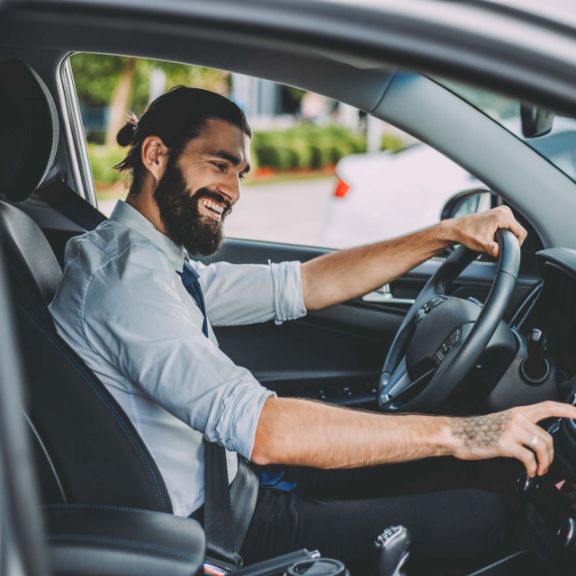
[[361, 284, 415, 305]]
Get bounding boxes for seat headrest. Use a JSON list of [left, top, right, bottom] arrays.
[[0, 59, 59, 201]]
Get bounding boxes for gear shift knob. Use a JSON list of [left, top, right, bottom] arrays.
[[375, 526, 411, 576]]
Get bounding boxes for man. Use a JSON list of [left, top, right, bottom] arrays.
[[50, 86, 576, 574]]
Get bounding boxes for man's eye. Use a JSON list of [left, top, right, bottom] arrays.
[[212, 162, 227, 172]]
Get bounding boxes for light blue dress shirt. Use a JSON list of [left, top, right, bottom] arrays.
[[49, 201, 307, 516]]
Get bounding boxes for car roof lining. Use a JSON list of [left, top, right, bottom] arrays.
[[4, 0, 576, 114]]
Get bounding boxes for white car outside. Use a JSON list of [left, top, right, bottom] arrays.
[[323, 121, 576, 250], [322, 143, 481, 249]]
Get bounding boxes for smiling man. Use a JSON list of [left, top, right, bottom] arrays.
[[50, 86, 576, 575]]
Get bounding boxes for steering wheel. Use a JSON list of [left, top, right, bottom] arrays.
[[378, 229, 520, 413]]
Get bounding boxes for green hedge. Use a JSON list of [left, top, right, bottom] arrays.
[[252, 124, 408, 171], [88, 144, 127, 185], [87, 125, 408, 185], [252, 124, 367, 171], [380, 133, 406, 154]]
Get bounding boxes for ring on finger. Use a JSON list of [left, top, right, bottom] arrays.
[[530, 434, 539, 449]]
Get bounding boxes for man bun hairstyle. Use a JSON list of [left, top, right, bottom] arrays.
[[116, 112, 139, 147], [115, 86, 251, 196]]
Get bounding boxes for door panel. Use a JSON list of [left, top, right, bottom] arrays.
[[206, 239, 540, 407]]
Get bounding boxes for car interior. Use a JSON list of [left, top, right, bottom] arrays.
[[2, 3, 576, 575]]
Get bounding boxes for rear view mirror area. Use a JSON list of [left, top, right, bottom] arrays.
[[521, 103, 555, 139]]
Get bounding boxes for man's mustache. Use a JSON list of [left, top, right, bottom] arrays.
[[195, 189, 233, 218]]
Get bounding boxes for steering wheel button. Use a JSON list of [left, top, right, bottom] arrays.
[[449, 330, 461, 345]]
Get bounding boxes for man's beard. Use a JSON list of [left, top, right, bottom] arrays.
[[153, 158, 232, 256]]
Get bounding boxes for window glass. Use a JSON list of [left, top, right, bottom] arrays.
[[69, 54, 486, 249], [439, 79, 576, 182]]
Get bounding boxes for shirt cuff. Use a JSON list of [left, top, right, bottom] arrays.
[[215, 383, 277, 458], [269, 261, 307, 324]]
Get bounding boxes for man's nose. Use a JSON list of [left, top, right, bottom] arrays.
[[219, 174, 241, 205]]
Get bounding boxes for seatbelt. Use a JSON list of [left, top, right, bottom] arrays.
[[35, 175, 107, 230], [39, 177, 258, 565], [204, 443, 243, 567]]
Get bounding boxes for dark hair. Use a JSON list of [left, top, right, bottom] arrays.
[[115, 86, 252, 196]]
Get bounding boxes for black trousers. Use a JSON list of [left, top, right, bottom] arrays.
[[240, 458, 522, 575]]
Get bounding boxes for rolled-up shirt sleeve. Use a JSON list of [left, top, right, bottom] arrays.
[[81, 245, 275, 458], [196, 260, 307, 326]]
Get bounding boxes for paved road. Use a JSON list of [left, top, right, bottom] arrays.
[[99, 177, 335, 247]]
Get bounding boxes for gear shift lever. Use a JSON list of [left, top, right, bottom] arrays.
[[375, 526, 411, 576]]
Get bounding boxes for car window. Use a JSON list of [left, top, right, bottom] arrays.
[[68, 53, 488, 250], [438, 79, 576, 182]]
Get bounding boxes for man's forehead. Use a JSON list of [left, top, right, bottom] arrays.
[[194, 118, 250, 154], [177, 119, 251, 170]]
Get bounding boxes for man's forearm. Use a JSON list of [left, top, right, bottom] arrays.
[[251, 397, 452, 468], [301, 221, 454, 311], [251, 397, 576, 478], [300, 206, 529, 311]]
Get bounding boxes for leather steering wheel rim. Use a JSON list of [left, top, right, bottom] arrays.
[[378, 229, 520, 412]]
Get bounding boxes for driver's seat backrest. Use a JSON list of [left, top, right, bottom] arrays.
[[0, 201, 61, 303], [0, 59, 173, 513]]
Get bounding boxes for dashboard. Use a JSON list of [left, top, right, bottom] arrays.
[[523, 249, 576, 382]]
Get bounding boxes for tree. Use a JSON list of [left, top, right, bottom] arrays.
[[71, 54, 231, 147], [105, 58, 137, 147], [71, 54, 137, 146]]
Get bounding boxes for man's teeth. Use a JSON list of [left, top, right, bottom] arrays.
[[201, 199, 225, 215]]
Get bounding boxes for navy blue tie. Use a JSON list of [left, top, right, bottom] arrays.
[[179, 260, 295, 494], [179, 261, 209, 337]]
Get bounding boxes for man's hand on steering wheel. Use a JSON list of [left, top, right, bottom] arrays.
[[444, 205, 528, 258], [447, 401, 576, 478]]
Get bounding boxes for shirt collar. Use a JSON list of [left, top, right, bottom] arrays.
[[109, 200, 187, 273]]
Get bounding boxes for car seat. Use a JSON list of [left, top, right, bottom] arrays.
[[0, 59, 172, 513]]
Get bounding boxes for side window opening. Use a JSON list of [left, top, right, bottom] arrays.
[[68, 53, 488, 250]]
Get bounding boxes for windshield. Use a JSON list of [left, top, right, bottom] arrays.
[[439, 80, 576, 183]]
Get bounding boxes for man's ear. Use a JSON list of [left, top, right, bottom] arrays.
[[141, 135, 169, 184]]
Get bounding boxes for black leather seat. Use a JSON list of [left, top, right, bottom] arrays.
[[0, 59, 172, 513]]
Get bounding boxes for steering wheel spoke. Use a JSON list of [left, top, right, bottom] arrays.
[[379, 357, 437, 410]]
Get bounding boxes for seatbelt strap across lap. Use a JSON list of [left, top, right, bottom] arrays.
[[37, 176, 258, 566], [205, 449, 260, 566]]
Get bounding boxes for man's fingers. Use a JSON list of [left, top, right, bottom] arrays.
[[487, 241, 499, 258], [519, 428, 554, 476], [507, 443, 538, 478], [494, 206, 528, 246], [460, 206, 528, 257], [520, 400, 576, 423], [501, 213, 527, 246]]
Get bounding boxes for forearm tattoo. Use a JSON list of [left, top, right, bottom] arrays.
[[450, 413, 510, 448]]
